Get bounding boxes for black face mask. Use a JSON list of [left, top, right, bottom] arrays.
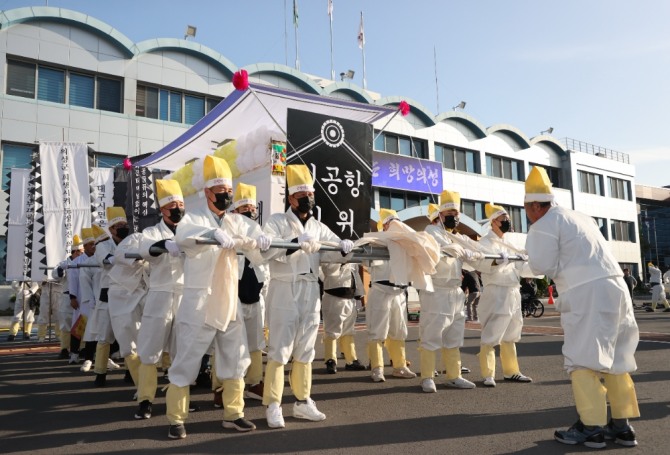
[[115, 227, 130, 239], [241, 210, 258, 221], [168, 207, 185, 223], [213, 192, 232, 211], [499, 220, 511, 233], [443, 215, 459, 229], [296, 196, 315, 214]]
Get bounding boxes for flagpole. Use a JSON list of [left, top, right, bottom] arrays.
[[329, 1, 334, 80], [284, 0, 288, 66], [360, 11, 367, 90], [434, 46, 440, 112], [294, 0, 300, 71]]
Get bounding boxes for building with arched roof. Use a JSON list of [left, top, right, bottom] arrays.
[[0, 6, 641, 283]]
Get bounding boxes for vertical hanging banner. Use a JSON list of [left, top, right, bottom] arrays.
[[25, 149, 42, 281], [90, 167, 115, 228], [286, 109, 372, 240], [5, 168, 31, 281], [125, 166, 162, 233], [39, 142, 91, 277]]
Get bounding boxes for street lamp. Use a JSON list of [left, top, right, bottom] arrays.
[[340, 70, 355, 81], [540, 127, 554, 135], [184, 25, 197, 40], [452, 101, 466, 111]]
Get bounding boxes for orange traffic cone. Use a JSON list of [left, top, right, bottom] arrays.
[[547, 285, 555, 305]]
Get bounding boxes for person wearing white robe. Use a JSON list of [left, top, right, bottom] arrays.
[[108, 232, 148, 389], [165, 155, 271, 439], [260, 164, 353, 429], [7, 281, 39, 341], [135, 179, 185, 421], [52, 237, 84, 358], [476, 203, 533, 388], [524, 166, 640, 448], [646, 263, 670, 312], [419, 197, 481, 393], [69, 228, 98, 367]]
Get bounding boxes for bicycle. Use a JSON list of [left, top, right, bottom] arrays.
[[521, 293, 545, 318]]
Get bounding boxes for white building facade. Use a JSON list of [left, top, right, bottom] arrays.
[[0, 7, 640, 281]]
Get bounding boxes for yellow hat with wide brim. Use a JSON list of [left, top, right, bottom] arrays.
[[156, 179, 183, 208], [92, 224, 109, 243], [377, 208, 399, 231], [233, 182, 257, 209], [204, 155, 232, 188], [80, 228, 94, 245], [525, 166, 554, 203], [428, 203, 440, 221], [71, 234, 84, 251], [439, 190, 460, 212], [485, 202, 507, 220], [286, 164, 315, 195], [106, 207, 127, 227]]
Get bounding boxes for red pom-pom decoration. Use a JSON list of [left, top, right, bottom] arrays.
[[232, 69, 249, 91], [398, 100, 410, 116], [123, 157, 132, 171]]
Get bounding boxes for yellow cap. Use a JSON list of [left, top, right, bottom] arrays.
[[71, 234, 84, 251], [286, 164, 315, 195], [485, 203, 507, 220], [648, 262, 654, 267], [428, 203, 440, 221], [81, 228, 95, 245], [92, 224, 109, 243], [524, 166, 554, 203], [156, 179, 184, 207], [233, 182, 256, 209], [377, 208, 399, 231], [204, 155, 232, 188], [106, 207, 127, 227], [439, 190, 460, 212]]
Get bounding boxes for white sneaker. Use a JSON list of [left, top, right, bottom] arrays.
[[110, 351, 122, 360], [392, 366, 417, 379], [445, 377, 476, 389], [503, 373, 533, 383], [371, 367, 386, 382], [266, 402, 285, 428], [483, 376, 496, 387], [107, 358, 121, 371], [80, 360, 93, 372], [421, 378, 437, 393], [68, 353, 79, 365], [293, 397, 326, 421]]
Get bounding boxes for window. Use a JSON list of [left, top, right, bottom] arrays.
[[529, 163, 563, 189], [608, 177, 632, 201], [93, 153, 125, 169], [486, 154, 523, 181], [578, 170, 604, 196], [461, 199, 486, 221], [5, 58, 123, 113], [373, 132, 428, 159], [378, 189, 433, 210], [6, 60, 35, 98], [136, 83, 222, 125], [435, 143, 480, 174], [610, 219, 636, 242], [1, 143, 34, 191], [593, 217, 608, 239]]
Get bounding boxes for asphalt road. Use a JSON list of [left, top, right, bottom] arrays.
[[1, 307, 669, 455]]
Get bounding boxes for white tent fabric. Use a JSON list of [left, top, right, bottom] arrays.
[[136, 83, 395, 171]]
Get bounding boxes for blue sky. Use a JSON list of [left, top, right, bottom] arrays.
[[2, 0, 668, 186]]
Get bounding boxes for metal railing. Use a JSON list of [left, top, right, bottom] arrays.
[[561, 138, 629, 164]]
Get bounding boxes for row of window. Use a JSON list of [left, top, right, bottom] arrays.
[[578, 171, 633, 201], [6, 58, 222, 126]]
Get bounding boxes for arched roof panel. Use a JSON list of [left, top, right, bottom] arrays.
[[135, 38, 238, 78], [244, 63, 322, 94], [435, 112, 488, 139], [376, 96, 436, 127], [487, 124, 532, 150], [323, 83, 375, 103]]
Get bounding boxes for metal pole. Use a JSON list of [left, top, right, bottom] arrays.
[[21, 281, 27, 339], [47, 281, 53, 343]]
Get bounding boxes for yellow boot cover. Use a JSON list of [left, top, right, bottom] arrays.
[[323, 337, 337, 362], [246, 350, 264, 386], [166, 383, 190, 425], [262, 360, 285, 406], [571, 369, 607, 426], [222, 378, 245, 421], [340, 335, 357, 364], [420, 348, 436, 379], [500, 342, 520, 377], [368, 340, 384, 369], [94, 342, 110, 375], [138, 363, 158, 403], [443, 347, 462, 380], [478, 344, 496, 378], [125, 352, 141, 386], [290, 361, 312, 401], [602, 373, 640, 419]]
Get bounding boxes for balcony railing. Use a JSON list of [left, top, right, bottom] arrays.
[[561, 138, 629, 164]]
